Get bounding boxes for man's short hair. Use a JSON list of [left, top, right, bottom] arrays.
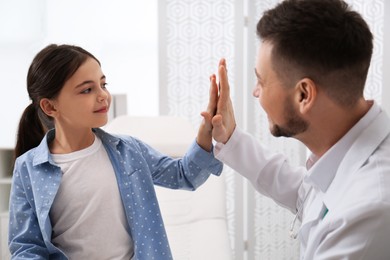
[[257, 0, 373, 107]]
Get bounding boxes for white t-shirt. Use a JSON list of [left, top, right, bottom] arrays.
[[50, 135, 134, 259]]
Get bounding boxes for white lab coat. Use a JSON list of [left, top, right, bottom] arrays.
[[215, 103, 390, 259]]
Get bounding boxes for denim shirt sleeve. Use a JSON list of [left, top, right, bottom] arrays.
[[133, 138, 223, 190], [8, 160, 49, 259]]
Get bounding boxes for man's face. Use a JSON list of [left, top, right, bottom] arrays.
[[253, 41, 308, 138]]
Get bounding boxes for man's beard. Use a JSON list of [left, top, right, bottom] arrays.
[[270, 98, 308, 138]]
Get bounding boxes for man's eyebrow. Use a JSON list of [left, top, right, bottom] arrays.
[[75, 75, 106, 89], [254, 68, 261, 79]]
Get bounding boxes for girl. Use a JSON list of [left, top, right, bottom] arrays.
[[8, 44, 222, 259]]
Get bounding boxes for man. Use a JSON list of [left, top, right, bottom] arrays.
[[203, 0, 390, 258]]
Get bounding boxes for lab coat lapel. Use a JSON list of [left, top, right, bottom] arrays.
[[298, 109, 390, 244], [324, 110, 390, 208], [298, 191, 324, 243]]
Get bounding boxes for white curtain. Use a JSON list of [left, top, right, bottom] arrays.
[[158, 0, 387, 259]]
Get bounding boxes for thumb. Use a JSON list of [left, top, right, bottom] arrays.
[[201, 111, 212, 124], [211, 114, 223, 128], [212, 114, 231, 144]]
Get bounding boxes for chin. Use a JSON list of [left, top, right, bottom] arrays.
[[270, 128, 282, 137], [94, 119, 108, 128], [270, 124, 290, 138], [268, 124, 279, 137]]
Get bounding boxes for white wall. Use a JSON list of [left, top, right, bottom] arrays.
[[383, 0, 390, 115], [0, 0, 158, 148]]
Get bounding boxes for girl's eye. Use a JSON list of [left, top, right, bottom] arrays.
[[102, 83, 108, 89], [81, 88, 92, 94]]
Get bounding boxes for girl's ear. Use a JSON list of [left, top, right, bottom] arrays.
[[295, 78, 317, 114], [40, 98, 57, 117]]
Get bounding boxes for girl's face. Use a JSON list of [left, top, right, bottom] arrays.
[[51, 57, 111, 131]]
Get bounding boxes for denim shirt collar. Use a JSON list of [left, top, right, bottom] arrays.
[[32, 128, 121, 167]]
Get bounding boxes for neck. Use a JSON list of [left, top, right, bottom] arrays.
[[299, 99, 372, 157], [50, 126, 95, 154]]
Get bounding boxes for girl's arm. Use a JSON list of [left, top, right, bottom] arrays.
[[134, 138, 223, 191]]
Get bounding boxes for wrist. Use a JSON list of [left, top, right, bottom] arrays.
[[196, 131, 213, 152]]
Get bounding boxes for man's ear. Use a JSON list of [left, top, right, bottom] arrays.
[[295, 78, 317, 114], [40, 98, 57, 117]]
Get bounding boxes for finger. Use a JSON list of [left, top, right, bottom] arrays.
[[200, 111, 213, 131], [207, 74, 218, 115], [218, 60, 230, 108], [209, 74, 218, 101], [219, 58, 226, 67], [218, 58, 226, 93]]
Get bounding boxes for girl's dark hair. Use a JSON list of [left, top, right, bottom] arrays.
[[14, 44, 100, 159], [257, 0, 373, 107]]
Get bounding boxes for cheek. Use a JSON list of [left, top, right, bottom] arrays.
[[107, 92, 112, 105], [259, 91, 279, 120], [258, 90, 269, 110]]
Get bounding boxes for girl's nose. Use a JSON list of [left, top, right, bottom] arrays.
[[98, 88, 109, 102]]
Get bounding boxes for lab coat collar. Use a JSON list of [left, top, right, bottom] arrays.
[[299, 102, 387, 240], [306, 101, 381, 193]]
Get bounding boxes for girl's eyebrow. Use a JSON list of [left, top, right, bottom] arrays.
[[75, 75, 106, 89]]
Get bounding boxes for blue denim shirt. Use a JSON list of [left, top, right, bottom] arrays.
[[8, 128, 223, 259]]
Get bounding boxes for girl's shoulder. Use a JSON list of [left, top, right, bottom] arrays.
[[14, 144, 47, 168]]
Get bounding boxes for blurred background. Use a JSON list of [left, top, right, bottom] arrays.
[[0, 0, 389, 259]]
